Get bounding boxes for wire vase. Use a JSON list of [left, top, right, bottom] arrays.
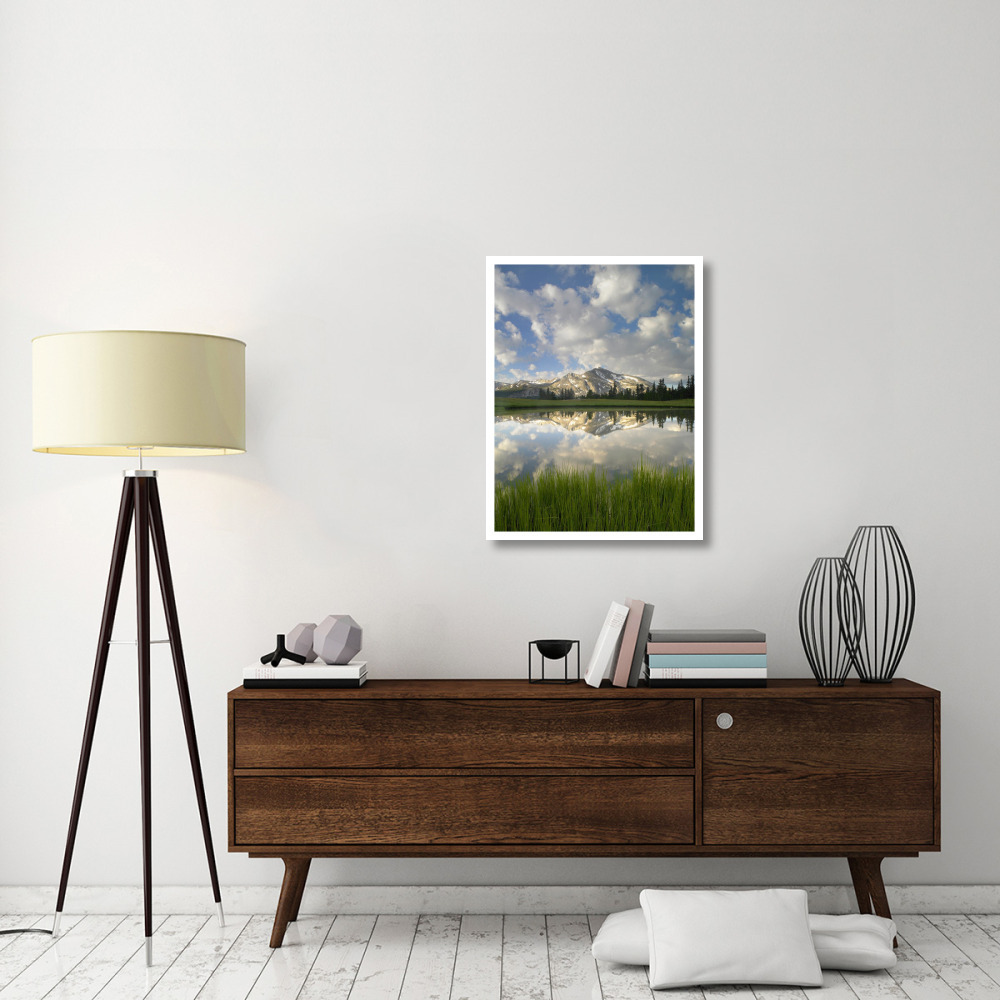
[[843, 525, 916, 682], [798, 557, 864, 686]]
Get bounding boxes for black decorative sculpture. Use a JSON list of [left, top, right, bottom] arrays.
[[843, 525, 916, 682], [260, 634, 307, 667], [798, 557, 863, 686]]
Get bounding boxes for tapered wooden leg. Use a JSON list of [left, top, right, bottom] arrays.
[[270, 858, 312, 948], [288, 858, 311, 922], [147, 479, 223, 918], [135, 477, 154, 965], [55, 479, 135, 930], [848, 856, 897, 946], [848, 856, 874, 914]]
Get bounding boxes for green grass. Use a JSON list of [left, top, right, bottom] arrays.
[[495, 460, 695, 533], [496, 397, 694, 411]]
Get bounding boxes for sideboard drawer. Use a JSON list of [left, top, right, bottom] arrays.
[[233, 697, 694, 769], [233, 773, 694, 846]]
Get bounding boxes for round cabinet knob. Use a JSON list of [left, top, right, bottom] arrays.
[[716, 712, 734, 730]]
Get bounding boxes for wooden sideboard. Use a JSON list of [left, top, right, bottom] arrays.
[[228, 678, 940, 947]]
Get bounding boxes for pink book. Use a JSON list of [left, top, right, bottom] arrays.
[[612, 600, 646, 687], [646, 641, 767, 655]]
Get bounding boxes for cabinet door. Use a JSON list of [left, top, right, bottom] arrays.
[[702, 697, 936, 847]]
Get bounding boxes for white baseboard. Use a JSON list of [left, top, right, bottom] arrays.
[[2, 884, 999, 915]]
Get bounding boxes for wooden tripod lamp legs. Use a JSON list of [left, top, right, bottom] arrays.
[[53, 473, 223, 965]]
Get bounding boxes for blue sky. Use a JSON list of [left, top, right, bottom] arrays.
[[494, 262, 696, 384]]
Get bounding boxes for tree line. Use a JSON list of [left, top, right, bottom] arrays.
[[539, 374, 695, 401]]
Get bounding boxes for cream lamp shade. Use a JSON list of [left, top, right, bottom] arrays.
[[32, 330, 245, 456]]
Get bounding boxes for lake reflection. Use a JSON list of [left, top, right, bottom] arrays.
[[495, 408, 694, 485]]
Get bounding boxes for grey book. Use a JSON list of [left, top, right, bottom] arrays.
[[627, 603, 656, 687], [648, 628, 766, 644]]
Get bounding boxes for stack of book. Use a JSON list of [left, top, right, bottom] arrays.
[[243, 661, 368, 689], [584, 599, 655, 688], [646, 629, 766, 687]]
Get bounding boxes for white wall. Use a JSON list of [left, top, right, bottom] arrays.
[[1, 0, 997, 893]]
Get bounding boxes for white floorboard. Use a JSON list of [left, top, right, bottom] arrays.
[[94, 914, 206, 1000], [397, 914, 461, 1000], [144, 913, 250, 1000], [297, 914, 376, 1000], [193, 914, 277, 1000], [0, 914, 83, 994], [0, 911, 997, 999], [0, 914, 122, 1000], [245, 916, 333, 1000], [501, 914, 550, 1000], [546, 915, 601, 1000], [803, 971, 859, 1000], [927, 915, 1000, 988], [451, 914, 502, 1000], [347, 914, 417, 1000], [896, 915, 1000, 999], [45, 915, 152, 1000]]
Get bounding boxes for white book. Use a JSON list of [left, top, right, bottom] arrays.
[[583, 601, 630, 688], [648, 666, 767, 680], [244, 660, 367, 681]]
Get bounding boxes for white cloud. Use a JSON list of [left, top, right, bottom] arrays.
[[495, 268, 540, 320], [494, 264, 695, 382], [508, 368, 565, 382], [590, 265, 664, 323], [504, 321, 523, 343], [495, 322, 522, 370], [636, 307, 677, 339]]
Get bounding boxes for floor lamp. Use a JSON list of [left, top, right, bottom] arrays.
[[32, 330, 245, 966]]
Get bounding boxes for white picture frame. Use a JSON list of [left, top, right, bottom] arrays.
[[488, 255, 703, 541]]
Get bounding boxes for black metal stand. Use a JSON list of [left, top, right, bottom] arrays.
[[53, 471, 223, 966], [528, 640, 580, 683]]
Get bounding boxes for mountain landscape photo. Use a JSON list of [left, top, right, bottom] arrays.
[[495, 366, 654, 399], [491, 260, 701, 535]]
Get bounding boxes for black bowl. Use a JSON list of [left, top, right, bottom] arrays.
[[534, 639, 575, 660]]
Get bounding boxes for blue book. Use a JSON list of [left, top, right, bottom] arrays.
[[647, 653, 767, 671], [648, 678, 767, 688]]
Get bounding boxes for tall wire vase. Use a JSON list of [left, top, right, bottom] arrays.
[[798, 557, 864, 686], [843, 525, 915, 682]]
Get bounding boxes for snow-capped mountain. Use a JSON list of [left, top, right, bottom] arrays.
[[495, 366, 653, 399]]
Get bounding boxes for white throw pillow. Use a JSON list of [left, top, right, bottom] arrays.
[[639, 889, 823, 989], [810, 914, 897, 971], [592, 906, 897, 973], [591, 908, 650, 965]]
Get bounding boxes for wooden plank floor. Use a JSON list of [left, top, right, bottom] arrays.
[[1, 912, 999, 999]]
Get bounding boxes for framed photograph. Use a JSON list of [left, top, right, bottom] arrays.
[[488, 256, 703, 540]]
